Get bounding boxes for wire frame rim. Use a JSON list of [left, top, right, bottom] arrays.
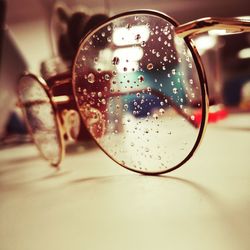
[[18, 72, 65, 167], [72, 10, 209, 175]]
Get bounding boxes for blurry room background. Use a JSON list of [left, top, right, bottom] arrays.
[[0, 0, 250, 139]]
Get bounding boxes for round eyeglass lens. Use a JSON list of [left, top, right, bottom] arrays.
[[18, 75, 62, 166], [73, 12, 206, 174]]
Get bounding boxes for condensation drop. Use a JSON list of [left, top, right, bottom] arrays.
[[159, 108, 165, 115], [173, 88, 178, 94], [153, 113, 159, 119], [87, 73, 95, 83], [138, 75, 144, 83], [163, 26, 170, 35], [141, 41, 146, 47], [112, 56, 120, 65], [97, 92, 102, 98], [135, 34, 141, 41], [147, 63, 154, 70], [124, 104, 128, 110], [105, 74, 110, 81]]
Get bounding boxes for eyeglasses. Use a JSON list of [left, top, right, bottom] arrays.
[[18, 9, 250, 175]]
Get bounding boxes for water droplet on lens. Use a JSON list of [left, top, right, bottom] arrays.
[[147, 63, 154, 70], [97, 92, 102, 98], [82, 55, 86, 61], [153, 113, 158, 119], [173, 88, 178, 94], [101, 32, 106, 37], [124, 104, 128, 110], [112, 56, 120, 65], [163, 26, 170, 35], [107, 25, 111, 31], [141, 41, 146, 47], [191, 115, 195, 121], [156, 52, 160, 57], [138, 75, 144, 82], [160, 101, 164, 106], [188, 63, 193, 68], [87, 73, 95, 83], [105, 74, 110, 81], [135, 34, 141, 41], [123, 67, 127, 72], [101, 99, 106, 105], [159, 108, 165, 115]]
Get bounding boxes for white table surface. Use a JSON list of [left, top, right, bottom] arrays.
[[0, 114, 249, 250]]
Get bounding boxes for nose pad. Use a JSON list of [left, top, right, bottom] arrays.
[[62, 109, 81, 141]]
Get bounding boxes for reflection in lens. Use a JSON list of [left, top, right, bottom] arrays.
[[73, 12, 206, 174], [18, 75, 62, 166]]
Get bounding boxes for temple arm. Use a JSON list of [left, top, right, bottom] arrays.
[[176, 17, 250, 38]]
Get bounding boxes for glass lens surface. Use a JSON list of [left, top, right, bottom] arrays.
[[73, 12, 206, 174], [19, 75, 62, 165]]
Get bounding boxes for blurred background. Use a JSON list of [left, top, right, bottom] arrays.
[[0, 0, 250, 141]]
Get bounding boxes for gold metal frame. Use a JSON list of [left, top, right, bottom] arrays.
[[18, 73, 67, 166], [18, 9, 250, 174], [72, 9, 209, 175]]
